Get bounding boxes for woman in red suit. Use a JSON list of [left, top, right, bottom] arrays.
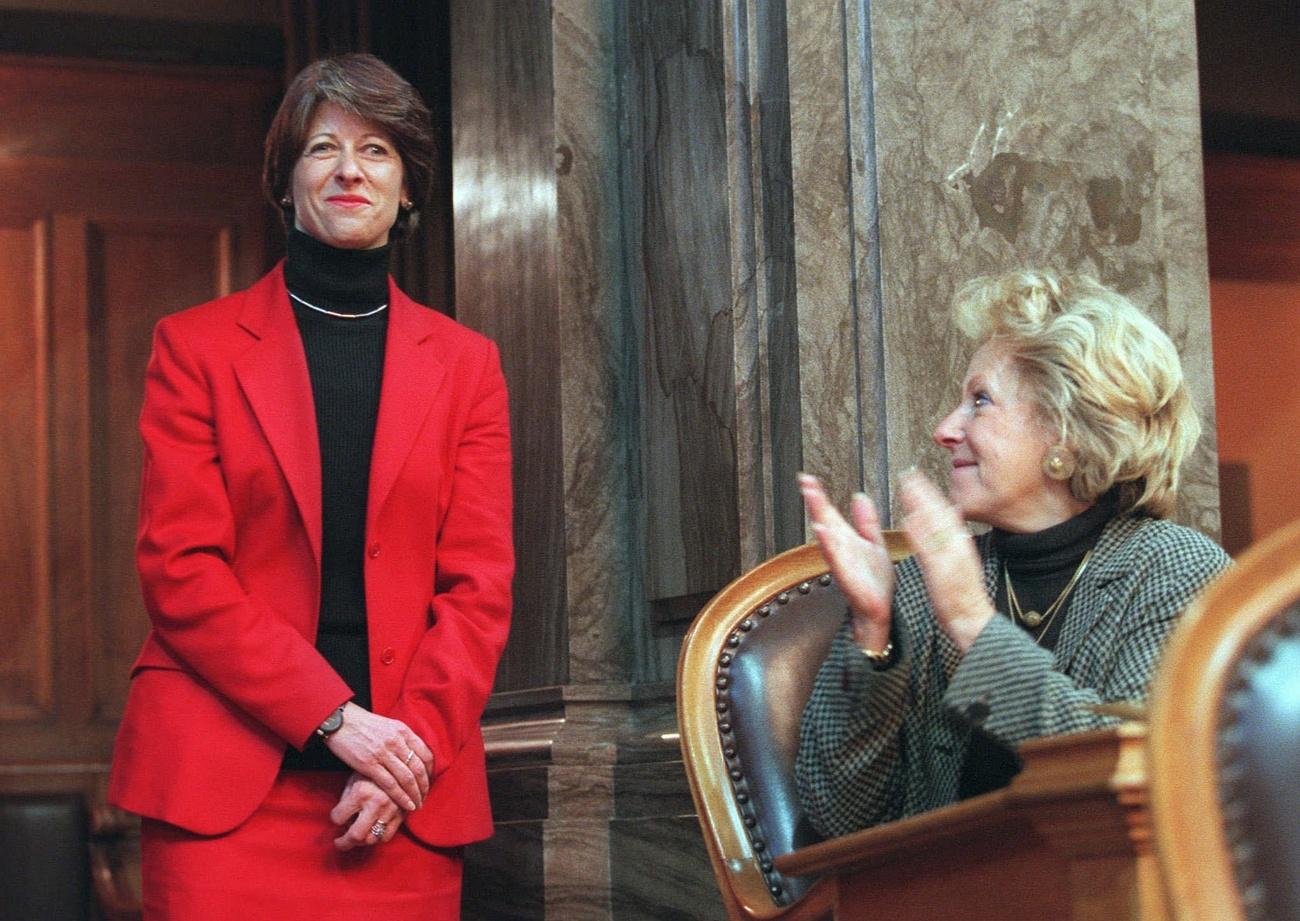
[[109, 54, 513, 920]]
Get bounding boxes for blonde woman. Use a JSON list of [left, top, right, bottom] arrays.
[[796, 271, 1229, 838]]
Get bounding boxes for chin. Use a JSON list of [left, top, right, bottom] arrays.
[[951, 497, 992, 526]]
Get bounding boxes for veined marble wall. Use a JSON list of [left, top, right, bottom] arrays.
[[788, 0, 1219, 533], [453, 0, 1218, 918]]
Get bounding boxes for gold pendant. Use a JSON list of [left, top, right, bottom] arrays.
[[1022, 609, 1044, 628]]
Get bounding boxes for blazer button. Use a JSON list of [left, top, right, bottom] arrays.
[[368, 543, 381, 558], [381, 647, 396, 665]]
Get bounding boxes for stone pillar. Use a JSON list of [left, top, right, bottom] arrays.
[[450, 1, 1218, 919]]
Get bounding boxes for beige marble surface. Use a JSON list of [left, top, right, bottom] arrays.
[[847, 0, 1215, 532], [787, 0, 871, 516]]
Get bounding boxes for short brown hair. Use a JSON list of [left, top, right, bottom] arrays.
[[263, 53, 436, 240]]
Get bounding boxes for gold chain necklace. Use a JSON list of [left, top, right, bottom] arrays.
[[1004, 549, 1094, 639]]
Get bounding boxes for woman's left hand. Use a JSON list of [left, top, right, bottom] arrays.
[[899, 469, 995, 652], [330, 772, 405, 851]]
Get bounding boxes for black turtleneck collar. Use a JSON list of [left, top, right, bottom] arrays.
[[284, 228, 391, 315], [992, 489, 1121, 574]]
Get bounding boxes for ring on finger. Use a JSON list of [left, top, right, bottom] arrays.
[[404, 750, 416, 765], [370, 820, 387, 839]]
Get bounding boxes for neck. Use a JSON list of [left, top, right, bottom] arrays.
[[983, 488, 1089, 534], [284, 228, 391, 314]]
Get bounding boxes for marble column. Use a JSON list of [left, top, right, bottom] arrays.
[[450, 0, 1218, 918]]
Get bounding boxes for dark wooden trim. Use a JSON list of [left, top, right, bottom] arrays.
[[0, 10, 282, 68], [1203, 111, 1300, 158]]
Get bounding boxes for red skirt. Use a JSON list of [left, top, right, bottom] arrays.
[[141, 771, 462, 921]]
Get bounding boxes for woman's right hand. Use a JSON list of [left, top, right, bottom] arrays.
[[799, 474, 896, 652], [322, 702, 434, 811]]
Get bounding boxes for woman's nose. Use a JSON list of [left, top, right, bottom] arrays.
[[933, 406, 964, 449], [335, 149, 363, 182]]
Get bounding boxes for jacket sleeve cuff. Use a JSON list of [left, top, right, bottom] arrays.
[[943, 614, 1053, 734], [830, 622, 910, 728]]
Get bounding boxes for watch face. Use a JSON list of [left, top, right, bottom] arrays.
[[318, 708, 344, 735]]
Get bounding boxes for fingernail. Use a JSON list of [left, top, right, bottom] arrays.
[[407, 799, 417, 810]]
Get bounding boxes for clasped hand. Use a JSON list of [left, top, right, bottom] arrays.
[[322, 702, 434, 850], [799, 470, 994, 653]]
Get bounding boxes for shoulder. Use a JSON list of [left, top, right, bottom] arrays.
[[1096, 515, 1231, 581], [395, 290, 501, 363]]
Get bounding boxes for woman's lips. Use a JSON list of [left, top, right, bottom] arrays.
[[327, 195, 370, 206]]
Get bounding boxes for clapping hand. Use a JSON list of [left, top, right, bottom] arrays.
[[898, 469, 994, 652], [798, 473, 896, 654]]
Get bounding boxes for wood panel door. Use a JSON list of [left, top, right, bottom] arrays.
[[0, 57, 279, 802]]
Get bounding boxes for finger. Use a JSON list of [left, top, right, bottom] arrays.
[[329, 790, 362, 826], [345, 811, 404, 849], [334, 799, 393, 850], [360, 759, 418, 812], [380, 811, 404, 843], [399, 744, 430, 797], [402, 732, 435, 776], [899, 469, 958, 524], [392, 744, 428, 799], [380, 750, 423, 811], [849, 492, 885, 544], [798, 474, 841, 527], [900, 476, 961, 549]]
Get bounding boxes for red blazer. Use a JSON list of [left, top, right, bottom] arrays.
[[109, 265, 513, 847]]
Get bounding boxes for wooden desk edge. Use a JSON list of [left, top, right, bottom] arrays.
[[775, 723, 1148, 878]]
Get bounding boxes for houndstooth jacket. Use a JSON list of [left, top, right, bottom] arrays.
[[796, 513, 1231, 839]]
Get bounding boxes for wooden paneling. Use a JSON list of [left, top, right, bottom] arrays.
[[0, 56, 277, 788], [0, 217, 52, 721], [88, 222, 233, 720]]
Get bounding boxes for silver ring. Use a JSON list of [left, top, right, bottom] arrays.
[[404, 750, 416, 765], [369, 820, 387, 839]]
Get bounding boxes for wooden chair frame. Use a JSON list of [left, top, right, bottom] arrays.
[[1148, 518, 1300, 921], [677, 536, 908, 921]]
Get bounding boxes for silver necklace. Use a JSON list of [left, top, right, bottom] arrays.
[[289, 290, 388, 319]]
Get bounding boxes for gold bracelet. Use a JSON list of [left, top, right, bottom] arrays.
[[859, 640, 894, 669]]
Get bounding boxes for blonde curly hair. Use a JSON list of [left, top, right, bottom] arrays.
[[952, 270, 1198, 518]]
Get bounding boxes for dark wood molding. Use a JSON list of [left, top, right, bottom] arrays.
[[0, 10, 282, 68]]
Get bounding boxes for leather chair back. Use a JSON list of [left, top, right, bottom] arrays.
[[0, 794, 90, 920], [677, 536, 908, 921], [1149, 518, 1300, 921]]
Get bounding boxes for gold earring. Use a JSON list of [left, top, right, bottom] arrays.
[[400, 199, 414, 211], [1042, 445, 1075, 481], [279, 196, 292, 208]]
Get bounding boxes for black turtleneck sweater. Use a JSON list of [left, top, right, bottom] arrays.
[[281, 229, 391, 772], [956, 492, 1120, 798]]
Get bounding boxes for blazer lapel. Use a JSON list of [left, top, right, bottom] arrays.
[[1051, 515, 1144, 670], [368, 282, 446, 527], [232, 266, 323, 568]]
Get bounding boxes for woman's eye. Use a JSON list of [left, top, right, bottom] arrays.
[[972, 391, 992, 408], [306, 142, 336, 156], [363, 143, 392, 156]]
